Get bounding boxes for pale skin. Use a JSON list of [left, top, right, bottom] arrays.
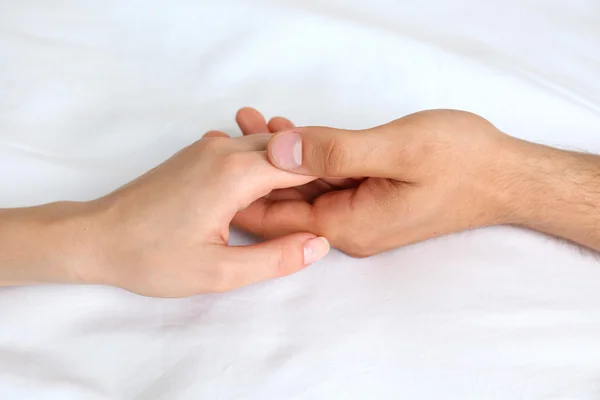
[[1, 107, 599, 297], [0, 132, 329, 297]]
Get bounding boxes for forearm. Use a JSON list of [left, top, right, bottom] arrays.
[[505, 140, 600, 251], [0, 202, 95, 286]]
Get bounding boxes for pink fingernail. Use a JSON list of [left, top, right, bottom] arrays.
[[270, 131, 302, 170], [303, 237, 330, 265]]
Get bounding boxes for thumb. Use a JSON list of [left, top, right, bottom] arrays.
[[267, 126, 396, 177], [214, 233, 330, 291]]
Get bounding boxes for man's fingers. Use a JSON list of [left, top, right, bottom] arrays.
[[233, 198, 315, 239], [267, 126, 400, 178], [233, 180, 397, 257], [236, 107, 269, 135], [267, 180, 335, 202], [233, 187, 358, 242], [213, 233, 329, 291], [266, 188, 309, 201], [268, 116, 295, 132], [321, 177, 364, 188]]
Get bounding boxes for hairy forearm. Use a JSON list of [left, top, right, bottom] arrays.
[[0, 202, 94, 286], [506, 140, 600, 251]]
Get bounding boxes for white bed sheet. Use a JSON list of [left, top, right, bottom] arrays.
[[1, 1, 600, 398]]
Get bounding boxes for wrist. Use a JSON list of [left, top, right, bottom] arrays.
[[490, 138, 554, 227], [0, 201, 107, 286], [495, 138, 600, 242], [467, 135, 532, 228]]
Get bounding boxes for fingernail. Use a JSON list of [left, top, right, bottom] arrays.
[[303, 237, 330, 265], [270, 131, 302, 169]]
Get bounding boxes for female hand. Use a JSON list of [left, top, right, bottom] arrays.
[[70, 133, 330, 297]]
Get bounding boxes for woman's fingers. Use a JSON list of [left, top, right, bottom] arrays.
[[203, 130, 229, 138], [236, 107, 297, 135], [236, 107, 270, 135], [201, 133, 271, 151], [268, 116, 295, 132], [233, 198, 315, 239], [210, 233, 329, 292]]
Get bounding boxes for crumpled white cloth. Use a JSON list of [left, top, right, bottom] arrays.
[[0, 1, 599, 399]]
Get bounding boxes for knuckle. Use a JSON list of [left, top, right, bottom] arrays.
[[344, 246, 375, 258], [179, 138, 224, 160], [312, 208, 338, 238], [318, 136, 349, 175], [340, 238, 376, 258], [203, 130, 228, 139], [271, 242, 304, 279], [314, 219, 375, 258], [194, 137, 223, 153], [273, 247, 289, 278]]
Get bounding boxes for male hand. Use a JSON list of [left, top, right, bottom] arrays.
[[232, 108, 525, 257]]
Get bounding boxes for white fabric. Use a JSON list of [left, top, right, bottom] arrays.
[[1, 1, 600, 398]]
